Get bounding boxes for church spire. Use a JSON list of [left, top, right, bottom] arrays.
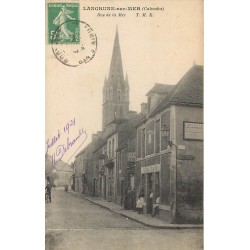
[[108, 28, 124, 86], [102, 28, 130, 130], [103, 75, 108, 91], [125, 72, 129, 90]]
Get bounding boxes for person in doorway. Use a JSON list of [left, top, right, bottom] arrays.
[[153, 194, 160, 217], [136, 197, 143, 214], [139, 188, 144, 199], [138, 189, 145, 214], [149, 189, 154, 216], [124, 187, 130, 210]]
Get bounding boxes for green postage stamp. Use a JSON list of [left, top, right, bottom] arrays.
[[48, 2, 80, 44]]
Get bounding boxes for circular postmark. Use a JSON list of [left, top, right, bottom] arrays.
[[51, 20, 97, 67]]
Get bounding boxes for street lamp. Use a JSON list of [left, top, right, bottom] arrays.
[[160, 124, 178, 222]]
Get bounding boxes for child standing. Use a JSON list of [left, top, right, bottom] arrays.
[[136, 197, 143, 214]]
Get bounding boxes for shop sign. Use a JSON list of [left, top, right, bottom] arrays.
[[183, 122, 203, 141], [141, 164, 161, 174]]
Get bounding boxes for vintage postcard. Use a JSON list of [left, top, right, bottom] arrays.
[[45, 0, 204, 249]]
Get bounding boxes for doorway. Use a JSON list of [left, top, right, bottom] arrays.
[[147, 173, 153, 214]]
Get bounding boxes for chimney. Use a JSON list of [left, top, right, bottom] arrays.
[[141, 103, 148, 115]]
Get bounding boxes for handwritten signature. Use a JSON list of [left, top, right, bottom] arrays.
[[52, 128, 87, 166], [46, 118, 88, 166]]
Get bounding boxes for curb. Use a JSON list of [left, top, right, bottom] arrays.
[[82, 196, 203, 230]]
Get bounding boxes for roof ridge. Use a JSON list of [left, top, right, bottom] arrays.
[[169, 69, 191, 102], [148, 65, 203, 117]]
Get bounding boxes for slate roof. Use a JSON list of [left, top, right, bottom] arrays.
[[75, 141, 94, 157], [106, 117, 128, 126], [92, 113, 146, 153], [46, 155, 72, 173], [149, 65, 203, 117], [146, 83, 174, 96], [116, 113, 145, 151], [92, 137, 107, 154], [55, 161, 73, 172]]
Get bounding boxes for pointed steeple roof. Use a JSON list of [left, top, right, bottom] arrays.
[[102, 75, 108, 92], [125, 72, 129, 90], [108, 28, 125, 88]]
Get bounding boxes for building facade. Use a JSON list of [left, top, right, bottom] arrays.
[[73, 29, 203, 224], [136, 65, 203, 223]]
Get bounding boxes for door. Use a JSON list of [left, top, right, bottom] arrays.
[[147, 173, 153, 214]]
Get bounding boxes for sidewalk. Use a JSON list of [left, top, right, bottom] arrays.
[[70, 191, 203, 229]]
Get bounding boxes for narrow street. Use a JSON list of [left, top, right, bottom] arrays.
[[46, 189, 203, 250]]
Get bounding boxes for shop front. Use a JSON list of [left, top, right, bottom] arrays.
[[141, 163, 161, 214]]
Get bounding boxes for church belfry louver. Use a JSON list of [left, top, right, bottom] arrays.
[[102, 29, 130, 129]]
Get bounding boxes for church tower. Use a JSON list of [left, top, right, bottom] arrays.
[[102, 29, 130, 129]]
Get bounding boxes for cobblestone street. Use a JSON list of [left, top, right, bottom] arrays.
[[46, 189, 203, 250]]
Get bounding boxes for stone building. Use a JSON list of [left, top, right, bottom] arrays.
[[136, 65, 203, 223], [74, 26, 141, 202], [115, 114, 145, 204], [73, 29, 203, 224]]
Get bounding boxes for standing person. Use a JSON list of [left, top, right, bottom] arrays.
[[45, 183, 52, 203], [153, 194, 160, 217], [136, 197, 143, 214], [139, 188, 144, 199], [149, 189, 154, 216], [138, 189, 145, 214]]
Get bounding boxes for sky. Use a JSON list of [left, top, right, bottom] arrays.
[[45, 0, 203, 164]]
